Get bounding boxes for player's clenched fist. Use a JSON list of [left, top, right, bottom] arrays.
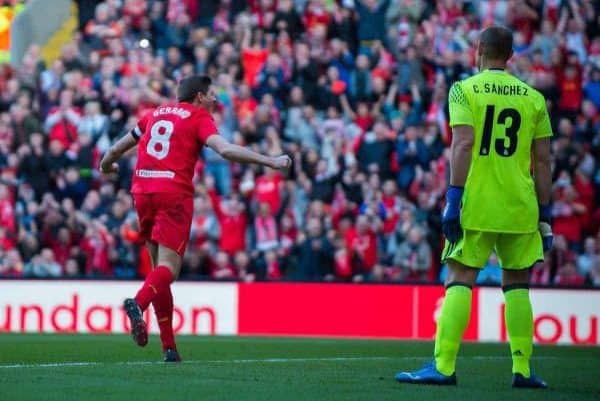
[[99, 161, 119, 174], [442, 186, 464, 243], [270, 155, 292, 170]]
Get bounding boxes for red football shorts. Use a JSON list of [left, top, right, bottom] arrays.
[[133, 193, 193, 257]]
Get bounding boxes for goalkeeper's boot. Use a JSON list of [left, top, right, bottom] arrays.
[[395, 361, 457, 385], [164, 348, 182, 363], [512, 372, 547, 389], [123, 298, 148, 347]]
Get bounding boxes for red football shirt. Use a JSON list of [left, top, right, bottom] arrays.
[[344, 227, 377, 271], [241, 48, 268, 88], [131, 103, 218, 195], [254, 173, 283, 213]]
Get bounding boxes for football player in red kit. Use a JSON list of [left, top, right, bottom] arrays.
[[99, 75, 291, 361]]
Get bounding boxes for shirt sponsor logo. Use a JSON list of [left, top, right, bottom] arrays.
[[136, 169, 175, 179]]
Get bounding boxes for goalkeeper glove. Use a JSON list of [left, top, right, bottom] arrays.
[[538, 204, 553, 252], [442, 186, 464, 243]]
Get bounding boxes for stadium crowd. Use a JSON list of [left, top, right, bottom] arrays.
[[0, 0, 598, 287]]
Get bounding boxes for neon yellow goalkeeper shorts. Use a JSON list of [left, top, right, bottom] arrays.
[[441, 229, 544, 269]]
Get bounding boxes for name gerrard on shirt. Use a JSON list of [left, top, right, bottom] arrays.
[[152, 106, 191, 119]]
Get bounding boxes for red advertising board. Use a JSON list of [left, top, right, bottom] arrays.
[[238, 283, 414, 338], [238, 284, 479, 340]]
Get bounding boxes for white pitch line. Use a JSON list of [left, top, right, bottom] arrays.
[[0, 355, 562, 370], [0, 357, 393, 369]]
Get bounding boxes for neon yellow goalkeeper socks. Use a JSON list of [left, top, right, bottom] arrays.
[[434, 284, 472, 376], [504, 287, 533, 377]]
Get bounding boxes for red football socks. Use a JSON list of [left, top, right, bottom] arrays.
[[152, 284, 176, 351], [134, 265, 174, 311]]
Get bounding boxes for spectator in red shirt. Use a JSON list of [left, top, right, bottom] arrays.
[[334, 233, 352, 279], [553, 183, 587, 247], [84, 2, 124, 52], [122, 0, 147, 31], [558, 63, 583, 120], [529, 49, 555, 90], [0, 226, 14, 251], [345, 214, 378, 278], [381, 179, 400, 236], [234, 83, 258, 128], [263, 249, 283, 280], [250, 0, 277, 28], [0, 183, 15, 235], [279, 213, 297, 254], [49, 227, 73, 270], [543, 234, 578, 283], [304, 0, 331, 27], [44, 89, 82, 151], [573, 169, 594, 231], [341, 93, 376, 134], [241, 25, 269, 88], [254, 202, 279, 252], [207, 187, 247, 256], [79, 222, 113, 276], [531, 260, 553, 286], [554, 260, 585, 287], [254, 168, 283, 214]]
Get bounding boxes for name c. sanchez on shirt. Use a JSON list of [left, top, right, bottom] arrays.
[[472, 83, 530, 96]]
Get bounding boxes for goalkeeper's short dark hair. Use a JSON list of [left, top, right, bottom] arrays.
[[177, 75, 212, 102], [480, 26, 513, 61]]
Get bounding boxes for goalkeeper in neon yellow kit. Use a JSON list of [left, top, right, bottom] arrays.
[[395, 26, 552, 389]]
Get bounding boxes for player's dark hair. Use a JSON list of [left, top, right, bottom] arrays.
[[480, 26, 513, 61], [177, 75, 212, 102]]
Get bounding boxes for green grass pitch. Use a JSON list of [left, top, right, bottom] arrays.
[[0, 334, 599, 401]]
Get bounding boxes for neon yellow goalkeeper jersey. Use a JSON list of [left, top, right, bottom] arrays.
[[448, 69, 553, 233]]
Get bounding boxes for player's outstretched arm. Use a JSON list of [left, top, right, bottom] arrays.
[[99, 133, 138, 174], [205, 135, 291, 170]]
